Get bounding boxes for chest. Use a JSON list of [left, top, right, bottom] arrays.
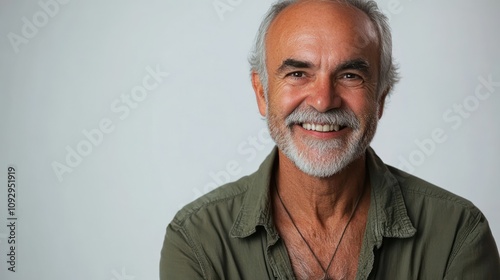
[[279, 220, 366, 280]]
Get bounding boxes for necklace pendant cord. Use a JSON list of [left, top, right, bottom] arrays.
[[275, 185, 365, 278]]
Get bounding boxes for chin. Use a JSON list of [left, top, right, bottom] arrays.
[[284, 143, 363, 178]]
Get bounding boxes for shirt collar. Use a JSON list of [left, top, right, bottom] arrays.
[[229, 146, 416, 243], [230, 147, 279, 243], [365, 147, 416, 240]]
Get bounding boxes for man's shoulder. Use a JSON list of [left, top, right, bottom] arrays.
[[367, 147, 480, 218], [388, 165, 477, 209], [170, 174, 253, 228], [386, 165, 483, 226], [169, 148, 276, 234], [366, 155, 500, 280]]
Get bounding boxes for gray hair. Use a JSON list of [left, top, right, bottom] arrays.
[[248, 0, 399, 98]]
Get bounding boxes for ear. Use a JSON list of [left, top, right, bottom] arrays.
[[377, 88, 389, 119], [251, 71, 267, 117]]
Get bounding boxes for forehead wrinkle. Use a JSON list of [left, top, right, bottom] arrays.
[[273, 35, 332, 72]]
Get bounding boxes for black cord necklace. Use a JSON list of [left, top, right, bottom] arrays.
[[275, 184, 364, 280]]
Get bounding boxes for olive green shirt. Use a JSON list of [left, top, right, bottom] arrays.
[[160, 147, 500, 279]]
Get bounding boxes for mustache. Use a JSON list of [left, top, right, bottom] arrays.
[[285, 107, 360, 129]]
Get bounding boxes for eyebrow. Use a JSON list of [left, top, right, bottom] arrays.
[[276, 58, 314, 74], [335, 59, 370, 74], [276, 58, 371, 76]]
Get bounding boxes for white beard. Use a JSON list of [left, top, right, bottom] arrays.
[[267, 106, 378, 178]]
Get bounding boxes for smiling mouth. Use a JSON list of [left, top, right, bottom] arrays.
[[300, 123, 346, 132]]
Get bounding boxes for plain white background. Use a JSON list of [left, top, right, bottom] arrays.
[[0, 0, 499, 279]]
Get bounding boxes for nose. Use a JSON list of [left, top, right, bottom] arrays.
[[306, 74, 342, 112]]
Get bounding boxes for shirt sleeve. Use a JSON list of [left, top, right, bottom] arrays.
[[160, 223, 207, 280], [444, 213, 500, 279]]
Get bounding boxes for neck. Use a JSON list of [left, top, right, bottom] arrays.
[[274, 149, 368, 226]]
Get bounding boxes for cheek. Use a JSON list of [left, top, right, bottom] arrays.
[[361, 101, 380, 125], [268, 83, 306, 117], [342, 93, 379, 121]]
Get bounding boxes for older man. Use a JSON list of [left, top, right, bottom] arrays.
[[160, 0, 500, 279]]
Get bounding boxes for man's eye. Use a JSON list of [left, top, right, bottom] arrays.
[[342, 73, 361, 80], [339, 73, 364, 86], [287, 72, 305, 78]]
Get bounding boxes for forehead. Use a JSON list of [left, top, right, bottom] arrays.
[[266, 0, 380, 65]]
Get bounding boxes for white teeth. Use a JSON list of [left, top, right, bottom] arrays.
[[301, 123, 342, 132]]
